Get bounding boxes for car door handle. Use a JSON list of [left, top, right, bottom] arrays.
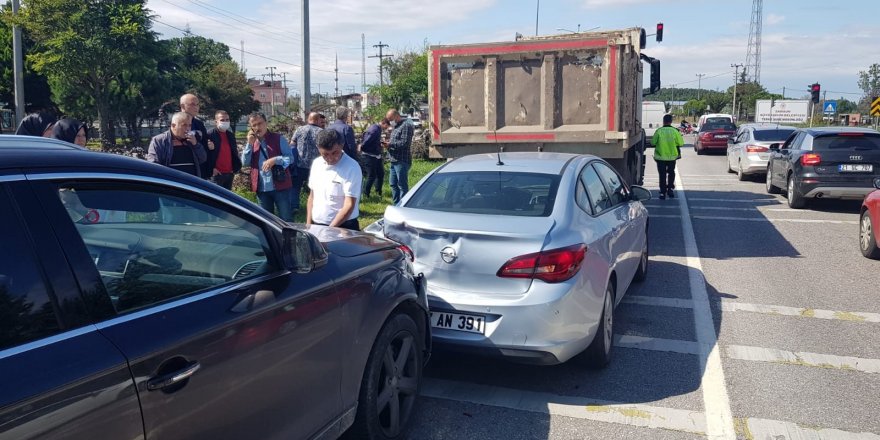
[[146, 362, 201, 391], [230, 290, 276, 313]]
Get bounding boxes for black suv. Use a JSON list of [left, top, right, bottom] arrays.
[[766, 127, 880, 208], [0, 136, 430, 439]]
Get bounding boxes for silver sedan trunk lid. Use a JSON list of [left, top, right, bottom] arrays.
[[383, 206, 554, 296]]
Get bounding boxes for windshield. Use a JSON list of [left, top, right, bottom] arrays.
[[813, 133, 880, 151], [753, 129, 796, 141], [704, 123, 736, 131], [705, 117, 732, 125], [405, 171, 560, 217]]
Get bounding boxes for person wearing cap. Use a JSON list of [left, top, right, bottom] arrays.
[[289, 112, 324, 214]]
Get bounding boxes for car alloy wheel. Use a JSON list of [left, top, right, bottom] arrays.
[[766, 169, 780, 194], [860, 211, 880, 259], [787, 176, 805, 209], [351, 313, 423, 439]]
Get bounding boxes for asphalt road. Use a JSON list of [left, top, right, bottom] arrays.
[[405, 138, 880, 440]]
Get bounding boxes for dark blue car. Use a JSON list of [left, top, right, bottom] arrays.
[[0, 136, 430, 440]]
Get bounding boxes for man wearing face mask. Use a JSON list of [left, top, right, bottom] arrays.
[[206, 110, 243, 190]]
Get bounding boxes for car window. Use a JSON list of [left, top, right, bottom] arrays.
[[579, 166, 612, 215], [405, 171, 560, 217], [780, 132, 799, 150], [790, 132, 807, 150], [705, 117, 732, 125], [57, 185, 275, 314], [575, 178, 591, 214], [704, 123, 736, 131], [753, 129, 796, 142], [0, 188, 62, 351], [592, 162, 629, 206], [813, 133, 880, 151]]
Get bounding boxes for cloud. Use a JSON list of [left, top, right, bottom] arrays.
[[766, 14, 785, 25]]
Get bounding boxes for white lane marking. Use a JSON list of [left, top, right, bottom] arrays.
[[725, 345, 880, 374], [624, 296, 880, 323], [623, 295, 695, 309], [675, 174, 737, 440], [737, 417, 880, 440], [649, 214, 858, 225], [686, 197, 782, 204], [722, 302, 880, 323], [614, 335, 700, 355], [421, 378, 708, 435]]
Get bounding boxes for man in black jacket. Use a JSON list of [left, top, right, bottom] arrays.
[[206, 110, 243, 190], [180, 93, 210, 178]]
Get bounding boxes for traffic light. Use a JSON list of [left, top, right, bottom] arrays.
[[656, 23, 663, 42], [810, 83, 821, 103]]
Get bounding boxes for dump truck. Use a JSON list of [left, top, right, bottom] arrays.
[[427, 27, 661, 185]]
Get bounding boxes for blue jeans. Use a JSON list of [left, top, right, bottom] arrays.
[[389, 162, 411, 205], [290, 167, 310, 213], [257, 189, 293, 221]]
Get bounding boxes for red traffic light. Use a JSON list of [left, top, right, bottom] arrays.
[[656, 23, 664, 42], [811, 83, 820, 92]]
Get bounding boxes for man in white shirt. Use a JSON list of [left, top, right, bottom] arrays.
[[306, 129, 362, 230]]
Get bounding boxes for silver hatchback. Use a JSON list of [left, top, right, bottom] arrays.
[[727, 124, 797, 180], [381, 152, 651, 366]]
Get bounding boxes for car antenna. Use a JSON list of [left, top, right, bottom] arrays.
[[493, 130, 504, 166]]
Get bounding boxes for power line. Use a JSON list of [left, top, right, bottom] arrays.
[[152, 18, 370, 76]]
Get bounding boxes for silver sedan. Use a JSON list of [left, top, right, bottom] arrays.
[[727, 124, 797, 180], [380, 152, 651, 367]]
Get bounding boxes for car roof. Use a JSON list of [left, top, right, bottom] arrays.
[[803, 126, 880, 136], [744, 124, 797, 131], [0, 135, 88, 151], [438, 152, 586, 175]]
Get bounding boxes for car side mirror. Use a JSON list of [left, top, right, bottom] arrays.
[[768, 143, 781, 151], [630, 186, 652, 202], [282, 227, 328, 273]]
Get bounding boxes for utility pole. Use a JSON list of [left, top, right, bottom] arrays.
[[370, 42, 392, 87], [266, 66, 278, 117], [240, 40, 245, 72], [301, 0, 311, 116], [782, 86, 785, 99], [535, 0, 540, 36], [696, 73, 706, 100], [334, 53, 339, 100], [12, 0, 26, 126], [280, 72, 292, 112], [730, 63, 743, 119]]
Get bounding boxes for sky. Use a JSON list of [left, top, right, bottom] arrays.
[[146, 0, 880, 102]]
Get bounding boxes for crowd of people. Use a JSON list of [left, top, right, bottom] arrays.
[[13, 93, 417, 231]]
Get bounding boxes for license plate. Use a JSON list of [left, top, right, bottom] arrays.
[[839, 164, 873, 172], [715, 134, 729, 139], [430, 311, 486, 334]]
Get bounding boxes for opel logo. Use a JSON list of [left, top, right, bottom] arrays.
[[440, 246, 457, 264], [850, 155, 863, 161]]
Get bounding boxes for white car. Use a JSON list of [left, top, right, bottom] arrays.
[[726, 124, 796, 180]]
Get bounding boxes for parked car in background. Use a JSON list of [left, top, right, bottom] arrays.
[[0, 138, 430, 440], [859, 178, 880, 259], [695, 120, 737, 155], [696, 113, 735, 133], [379, 152, 651, 367], [727, 124, 797, 180], [766, 127, 880, 209]]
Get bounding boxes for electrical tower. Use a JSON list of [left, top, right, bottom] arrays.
[[744, 0, 763, 83]]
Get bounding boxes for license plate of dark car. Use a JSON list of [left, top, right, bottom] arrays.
[[430, 311, 486, 334], [839, 164, 873, 172]]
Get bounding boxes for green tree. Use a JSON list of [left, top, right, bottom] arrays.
[[837, 98, 858, 115], [368, 49, 428, 118], [13, 0, 157, 148], [0, 2, 55, 118], [192, 60, 260, 130], [858, 63, 880, 98], [683, 99, 707, 117]]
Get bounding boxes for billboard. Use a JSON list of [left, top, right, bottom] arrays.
[[755, 100, 810, 123]]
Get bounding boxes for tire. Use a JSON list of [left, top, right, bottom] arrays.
[[726, 154, 735, 173], [736, 161, 747, 181], [860, 210, 880, 259], [696, 145, 704, 156], [766, 168, 781, 194], [350, 313, 424, 440], [787, 175, 806, 209], [579, 283, 615, 369], [633, 233, 648, 283]]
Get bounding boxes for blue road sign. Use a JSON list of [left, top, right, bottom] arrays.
[[823, 100, 838, 114]]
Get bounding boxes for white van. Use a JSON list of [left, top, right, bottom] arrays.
[[642, 101, 667, 146]]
